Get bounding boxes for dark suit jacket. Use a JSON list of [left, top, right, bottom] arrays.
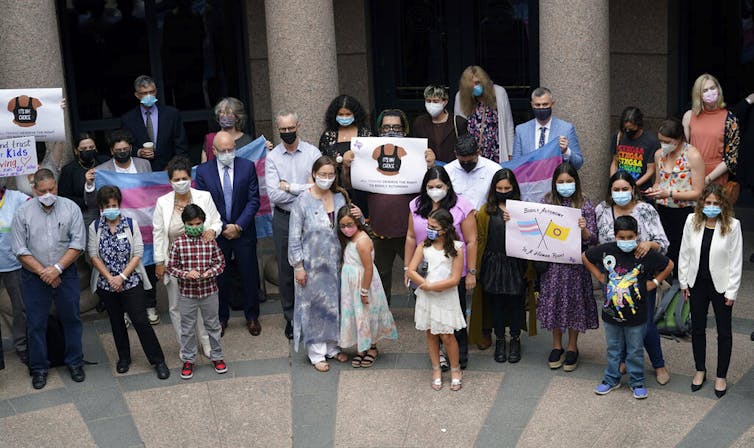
[[120, 104, 188, 171], [412, 114, 468, 163], [195, 157, 260, 242], [733, 99, 754, 188], [58, 155, 110, 226]]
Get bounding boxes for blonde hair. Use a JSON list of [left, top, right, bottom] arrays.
[[692, 183, 734, 236], [458, 65, 497, 116], [691, 73, 726, 115], [214, 97, 247, 130]]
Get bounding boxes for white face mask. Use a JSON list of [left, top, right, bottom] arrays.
[[426, 187, 447, 202], [425, 102, 444, 118], [315, 176, 334, 190], [171, 180, 191, 194], [217, 151, 235, 167], [38, 192, 57, 207], [660, 142, 676, 155]]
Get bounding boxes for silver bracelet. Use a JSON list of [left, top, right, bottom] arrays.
[[53, 263, 63, 274], [360, 288, 369, 295]]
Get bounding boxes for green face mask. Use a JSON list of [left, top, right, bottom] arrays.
[[184, 224, 204, 237]]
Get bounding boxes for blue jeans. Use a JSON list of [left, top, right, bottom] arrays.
[[620, 289, 665, 368], [604, 322, 646, 388], [21, 267, 83, 372]]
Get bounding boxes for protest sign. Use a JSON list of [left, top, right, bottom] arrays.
[[0, 136, 38, 178], [505, 199, 583, 264], [350, 136, 427, 195], [0, 88, 65, 141]]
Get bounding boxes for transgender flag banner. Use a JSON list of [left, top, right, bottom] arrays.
[[501, 139, 563, 203], [95, 135, 272, 266]]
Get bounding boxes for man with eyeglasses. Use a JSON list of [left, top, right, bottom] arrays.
[[265, 111, 321, 339]]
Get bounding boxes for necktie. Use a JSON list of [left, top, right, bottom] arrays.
[[538, 126, 546, 149], [223, 166, 233, 221], [145, 111, 155, 144]]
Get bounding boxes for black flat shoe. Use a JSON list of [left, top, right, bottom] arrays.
[[155, 362, 170, 380], [116, 359, 131, 374], [691, 375, 707, 392], [494, 339, 507, 363], [32, 371, 48, 389], [69, 365, 86, 383]]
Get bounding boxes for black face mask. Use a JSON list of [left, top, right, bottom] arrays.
[[280, 131, 297, 145], [495, 191, 514, 203], [113, 151, 131, 163], [79, 150, 96, 165], [459, 159, 477, 173], [623, 128, 638, 139], [533, 107, 552, 122]]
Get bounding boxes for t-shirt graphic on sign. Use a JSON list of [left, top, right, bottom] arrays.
[[6, 96, 42, 127], [372, 144, 406, 176]]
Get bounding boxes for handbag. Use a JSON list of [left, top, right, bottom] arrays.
[[723, 180, 740, 204]]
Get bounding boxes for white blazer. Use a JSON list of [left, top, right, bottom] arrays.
[[152, 188, 223, 270], [678, 214, 743, 300]]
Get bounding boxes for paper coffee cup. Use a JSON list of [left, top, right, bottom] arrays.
[[143, 142, 154, 149]]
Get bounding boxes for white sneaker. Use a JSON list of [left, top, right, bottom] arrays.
[[146, 307, 160, 325], [124, 313, 131, 329]]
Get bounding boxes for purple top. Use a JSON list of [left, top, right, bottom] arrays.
[[409, 195, 475, 276], [140, 106, 158, 144]]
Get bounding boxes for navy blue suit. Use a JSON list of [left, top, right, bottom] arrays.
[[121, 105, 188, 171], [195, 157, 261, 323]]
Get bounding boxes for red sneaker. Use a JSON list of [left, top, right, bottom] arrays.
[[212, 359, 228, 374], [180, 361, 194, 379]]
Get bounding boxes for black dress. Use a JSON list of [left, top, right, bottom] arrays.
[[480, 209, 526, 295]]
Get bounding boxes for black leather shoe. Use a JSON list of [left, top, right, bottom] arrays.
[[284, 321, 293, 340], [714, 387, 727, 398], [494, 339, 507, 363], [155, 362, 170, 380], [69, 365, 86, 383], [116, 359, 131, 374], [32, 371, 48, 389], [508, 337, 521, 364], [691, 375, 707, 392]]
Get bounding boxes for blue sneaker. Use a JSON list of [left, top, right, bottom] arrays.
[[632, 385, 648, 399], [594, 381, 620, 395]]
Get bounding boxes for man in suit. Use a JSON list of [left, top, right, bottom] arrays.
[[120, 75, 188, 171], [195, 131, 262, 336], [512, 87, 584, 170]]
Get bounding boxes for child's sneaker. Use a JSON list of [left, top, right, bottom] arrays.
[[180, 361, 194, 379], [594, 381, 620, 395], [632, 385, 648, 399], [213, 359, 228, 374]]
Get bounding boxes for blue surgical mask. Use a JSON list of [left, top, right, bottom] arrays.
[[102, 208, 121, 220], [140, 94, 158, 108], [336, 116, 354, 127], [611, 190, 632, 206], [556, 182, 576, 198], [472, 84, 484, 97], [617, 239, 638, 253], [426, 228, 440, 240], [703, 205, 721, 218]]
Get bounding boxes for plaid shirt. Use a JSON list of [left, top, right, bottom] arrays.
[[166, 233, 225, 298]]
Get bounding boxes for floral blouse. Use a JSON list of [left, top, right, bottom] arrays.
[[467, 101, 500, 163], [723, 109, 739, 173], [594, 201, 670, 254], [656, 143, 695, 208], [97, 217, 139, 292], [318, 127, 373, 156]]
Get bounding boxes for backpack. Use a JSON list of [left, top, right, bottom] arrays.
[[653, 279, 692, 338]]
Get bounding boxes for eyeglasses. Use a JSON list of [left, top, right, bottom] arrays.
[[380, 125, 404, 132], [278, 126, 297, 132]]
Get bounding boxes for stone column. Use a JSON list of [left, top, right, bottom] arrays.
[[539, 1, 610, 201], [265, 0, 339, 144]]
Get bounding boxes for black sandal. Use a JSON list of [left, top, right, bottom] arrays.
[[361, 347, 378, 368], [351, 352, 364, 368]]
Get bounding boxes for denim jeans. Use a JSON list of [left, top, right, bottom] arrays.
[[620, 289, 665, 368], [604, 322, 647, 388]]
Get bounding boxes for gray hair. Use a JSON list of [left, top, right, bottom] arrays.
[[33, 168, 56, 185], [133, 75, 156, 91], [423, 85, 448, 101], [276, 110, 300, 126], [214, 97, 247, 131], [531, 87, 553, 101]]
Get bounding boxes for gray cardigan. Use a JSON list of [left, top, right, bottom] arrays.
[[87, 217, 152, 293]]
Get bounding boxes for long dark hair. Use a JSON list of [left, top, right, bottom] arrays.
[[415, 166, 458, 218], [336, 205, 364, 253], [605, 170, 639, 205], [423, 208, 459, 259], [324, 95, 369, 131], [311, 156, 351, 202], [485, 168, 520, 215], [545, 162, 585, 208]]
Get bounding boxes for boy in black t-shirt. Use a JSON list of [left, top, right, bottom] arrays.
[[583, 216, 673, 399]]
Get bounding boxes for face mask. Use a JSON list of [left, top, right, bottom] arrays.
[[459, 159, 477, 173], [472, 84, 484, 97], [102, 208, 120, 220], [336, 116, 354, 127], [623, 128, 638, 139], [426, 228, 440, 240], [425, 102, 444, 118], [171, 180, 191, 194], [660, 142, 676, 155], [380, 130, 405, 138], [556, 182, 576, 198], [426, 187, 447, 202], [340, 225, 357, 238], [703, 205, 721, 218], [702, 89, 718, 104], [79, 150, 96, 164], [617, 239, 638, 253], [495, 191, 514, 202], [218, 115, 236, 129], [533, 107, 552, 122], [315, 176, 334, 190], [38, 192, 57, 207], [184, 224, 204, 237], [140, 94, 158, 107], [611, 190, 633, 206], [217, 151, 235, 167], [113, 150, 131, 164], [280, 131, 297, 145]]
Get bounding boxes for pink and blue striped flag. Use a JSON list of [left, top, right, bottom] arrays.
[[95, 135, 272, 266], [501, 139, 563, 203]]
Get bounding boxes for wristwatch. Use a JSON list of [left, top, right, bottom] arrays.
[[468, 268, 477, 276]]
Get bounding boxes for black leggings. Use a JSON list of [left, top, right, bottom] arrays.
[[690, 280, 732, 378], [486, 293, 524, 338]]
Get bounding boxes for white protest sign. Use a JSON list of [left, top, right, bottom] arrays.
[[505, 199, 583, 264], [350, 137, 427, 195], [0, 88, 65, 141], [0, 136, 38, 178]]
